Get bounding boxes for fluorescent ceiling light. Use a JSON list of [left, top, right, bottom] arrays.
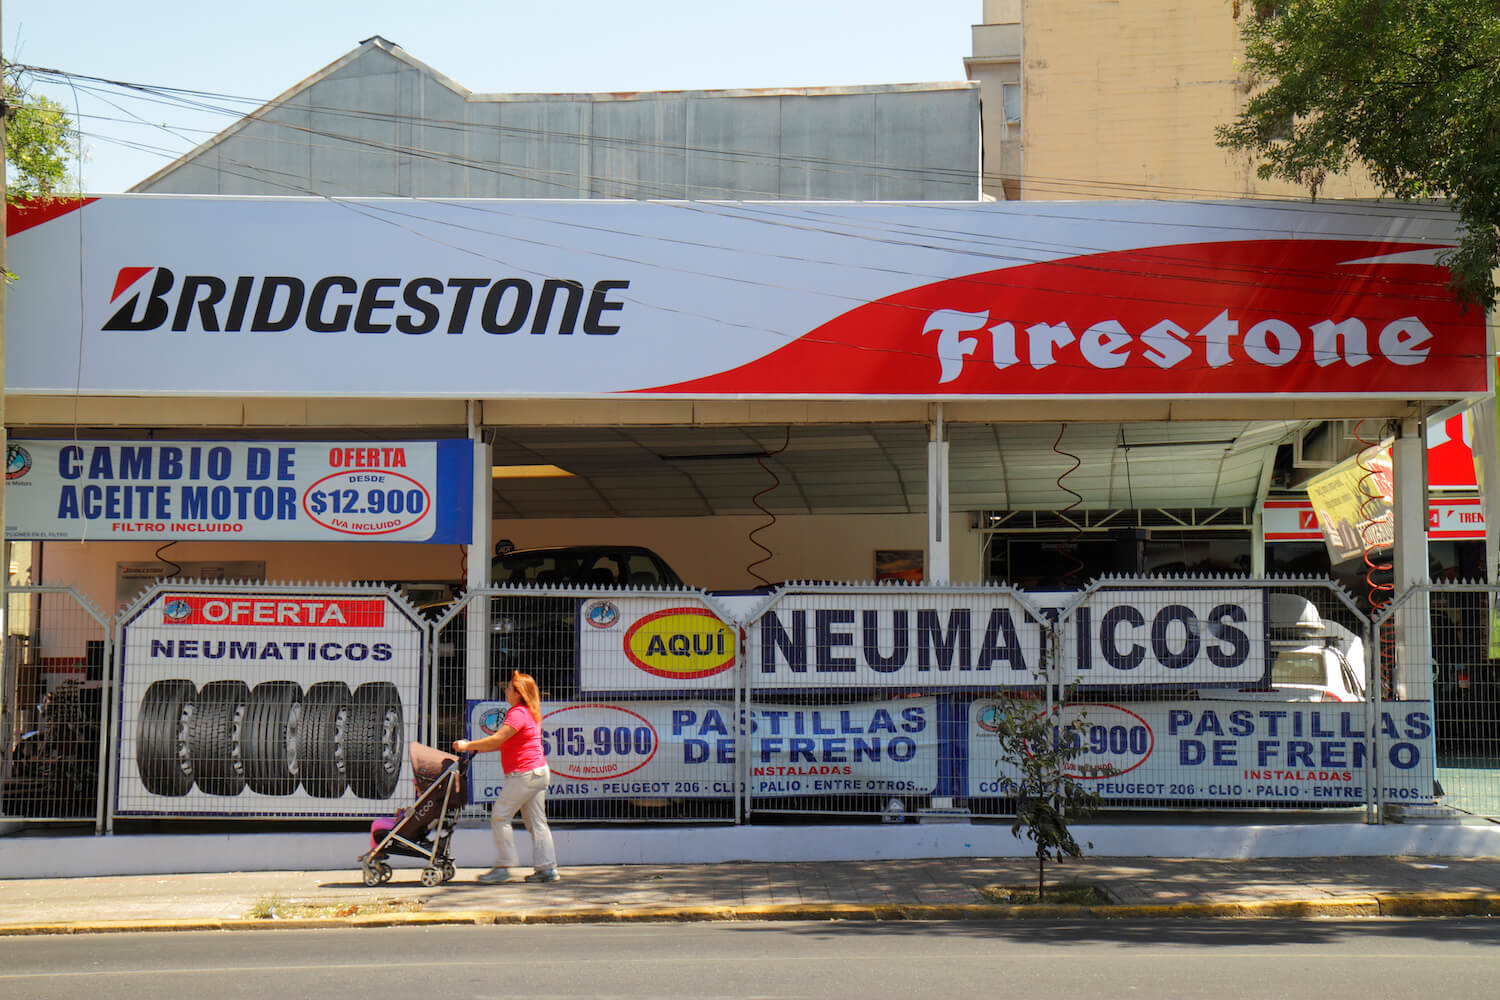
[[491, 464, 575, 479]]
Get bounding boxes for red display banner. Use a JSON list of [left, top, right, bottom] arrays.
[[648, 241, 1486, 397]]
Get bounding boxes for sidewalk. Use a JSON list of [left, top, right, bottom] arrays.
[[3, 855, 1500, 934]]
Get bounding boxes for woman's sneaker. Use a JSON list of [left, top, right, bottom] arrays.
[[477, 867, 512, 884], [524, 868, 560, 883]]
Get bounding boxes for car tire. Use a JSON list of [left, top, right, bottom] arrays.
[[189, 680, 251, 796], [346, 682, 403, 799], [298, 681, 351, 798], [137, 679, 198, 797], [242, 681, 303, 795]]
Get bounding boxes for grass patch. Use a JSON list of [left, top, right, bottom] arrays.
[[245, 894, 424, 920], [979, 883, 1113, 906]]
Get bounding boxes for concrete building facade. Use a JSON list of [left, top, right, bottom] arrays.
[[965, 0, 1379, 202]]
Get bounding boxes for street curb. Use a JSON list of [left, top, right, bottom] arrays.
[[1373, 891, 1500, 917], [3, 893, 1499, 935]]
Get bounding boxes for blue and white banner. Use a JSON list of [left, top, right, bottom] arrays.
[[5, 439, 472, 542], [965, 699, 1435, 805], [467, 697, 939, 801]]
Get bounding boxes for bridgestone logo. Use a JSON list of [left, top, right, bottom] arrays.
[[103, 268, 630, 335]]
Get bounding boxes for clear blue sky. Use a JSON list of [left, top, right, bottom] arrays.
[[8, 0, 981, 193]]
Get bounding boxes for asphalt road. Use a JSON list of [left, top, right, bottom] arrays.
[[2, 919, 1496, 999]]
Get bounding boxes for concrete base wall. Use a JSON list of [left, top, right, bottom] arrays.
[[4, 821, 1499, 879]]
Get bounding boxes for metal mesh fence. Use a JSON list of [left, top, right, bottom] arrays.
[[440, 584, 740, 824], [1395, 583, 1500, 820], [745, 583, 1044, 821], [740, 579, 1403, 821], [110, 583, 425, 821], [1, 586, 111, 826], [1038, 579, 1382, 817], [7, 576, 1489, 830]]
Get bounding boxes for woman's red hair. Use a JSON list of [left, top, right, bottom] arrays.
[[510, 671, 542, 724]]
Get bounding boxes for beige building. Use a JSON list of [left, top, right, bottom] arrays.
[[965, 0, 1378, 201]]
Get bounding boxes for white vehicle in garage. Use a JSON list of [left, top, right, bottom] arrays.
[[1205, 593, 1367, 703]]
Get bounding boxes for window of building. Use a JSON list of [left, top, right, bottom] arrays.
[[984, 529, 1250, 587], [1002, 84, 1022, 124]]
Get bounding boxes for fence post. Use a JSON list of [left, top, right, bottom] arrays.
[[105, 611, 128, 835], [94, 622, 114, 836], [734, 620, 744, 826], [1362, 603, 1380, 824], [1369, 599, 1387, 824]]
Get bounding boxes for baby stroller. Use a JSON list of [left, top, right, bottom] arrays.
[[360, 742, 472, 887]]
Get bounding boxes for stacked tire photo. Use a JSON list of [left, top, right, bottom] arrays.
[[135, 679, 403, 798]]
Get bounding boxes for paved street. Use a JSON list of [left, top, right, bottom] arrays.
[[3, 920, 1498, 999]]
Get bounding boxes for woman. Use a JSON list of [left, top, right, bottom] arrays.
[[453, 671, 559, 884]]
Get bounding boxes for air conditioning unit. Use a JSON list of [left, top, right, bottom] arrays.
[[1292, 420, 1370, 470]]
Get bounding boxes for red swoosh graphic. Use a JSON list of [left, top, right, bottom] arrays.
[[636, 240, 1484, 396]]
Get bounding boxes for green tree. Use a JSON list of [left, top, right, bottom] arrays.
[[4, 63, 78, 203], [1217, 0, 1500, 308], [989, 691, 1111, 901]]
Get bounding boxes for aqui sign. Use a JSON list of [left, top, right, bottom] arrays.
[[579, 599, 739, 692]]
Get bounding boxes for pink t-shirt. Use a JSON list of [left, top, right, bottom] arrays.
[[500, 703, 547, 774]]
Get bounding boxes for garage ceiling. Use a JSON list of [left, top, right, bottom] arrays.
[[487, 420, 1310, 519]]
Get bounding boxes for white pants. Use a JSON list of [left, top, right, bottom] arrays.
[[490, 765, 556, 871]]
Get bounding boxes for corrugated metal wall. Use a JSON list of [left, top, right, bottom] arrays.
[[135, 39, 980, 201]]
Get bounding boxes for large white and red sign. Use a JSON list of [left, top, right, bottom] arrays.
[[1428, 412, 1478, 489], [1265, 497, 1485, 541], [7, 197, 1487, 399]]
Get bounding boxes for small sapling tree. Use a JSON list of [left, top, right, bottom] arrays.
[[990, 690, 1113, 901]]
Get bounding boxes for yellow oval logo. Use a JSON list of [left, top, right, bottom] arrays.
[[624, 607, 736, 679]]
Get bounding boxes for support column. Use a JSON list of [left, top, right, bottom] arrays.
[[466, 404, 493, 704], [927, 404, 951, 583], [1391, 417, 1430, 700], [1250, 445, 1278, 577], [1475, 398, 1500, 586]]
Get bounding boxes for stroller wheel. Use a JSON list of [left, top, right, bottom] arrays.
[[441, 861, 456, 883], [420, 866, 444, 887], [362, 861, 381, 887], [378, 862, 393, 884]]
